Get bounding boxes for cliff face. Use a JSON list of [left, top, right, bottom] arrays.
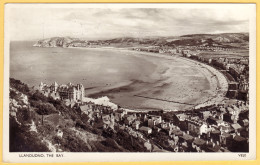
[[33, 37, 88, 48]]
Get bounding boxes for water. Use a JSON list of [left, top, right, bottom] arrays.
[[10, 41, 212, 111]]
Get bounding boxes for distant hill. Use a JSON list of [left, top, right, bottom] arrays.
[[33, 33, 249, 48], [180, 33, 249, 43], [33, 37, 87, 47]]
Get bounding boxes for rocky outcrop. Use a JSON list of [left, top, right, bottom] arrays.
[[33, 37, 88, 48]]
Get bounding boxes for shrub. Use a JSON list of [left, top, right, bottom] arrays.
[[16, 107, 31, 124], [61, 133, 91, 152], [36, 103, 58, 116], [31, 91, 47, 102], [10, 78, 30, 95], [101, 138, 119, 150], [9, 90, 17, 99], [9, 116, 49, 152]]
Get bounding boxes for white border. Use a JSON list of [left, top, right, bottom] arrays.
[[3, 3, 257, 163]]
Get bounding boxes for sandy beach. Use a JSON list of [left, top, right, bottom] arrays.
[[74, 47, 229, 111], [10, 42, 228, 111]]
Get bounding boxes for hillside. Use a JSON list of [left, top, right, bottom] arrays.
[[33, 33, 249, 48], [33, 37, 88, 48], [9, 78, 148, 152]]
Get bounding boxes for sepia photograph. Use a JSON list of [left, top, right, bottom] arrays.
[[2, 3, 256, 163]]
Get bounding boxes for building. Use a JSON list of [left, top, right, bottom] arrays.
[[124, 114, 136, 125], [139, 126, 152, 134], [132, 120, 141, 130], [186, 118, 208, 135], [39, 82, 85, 102], [147, 115, 162, 128], [192, 137, 206, 152], [102, 114, 115, 130]]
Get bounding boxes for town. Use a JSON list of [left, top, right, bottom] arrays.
[[37, 43, 249, 152]]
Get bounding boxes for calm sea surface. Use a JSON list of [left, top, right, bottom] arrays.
[[10, 41, 211, 110]]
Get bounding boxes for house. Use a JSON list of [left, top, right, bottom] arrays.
[[124, 114, 136, 125], [219, 123, 232, 133], [132, 120, 141, 130], [220, 132, 232, 147], [215, 109, 224, 120], [186, 118, 208, 135], [182, 49, 190, 57], [223, 113, 233, 123], [231, 123, 242, 133], [114, 112, 124, 122], [210, 129, 221, 142], [179, 132, 194, 150], [148, 119, 156, 128], [192, 137, 206, 152], [173, 114, 188, 130], [199, 111, 211, 120], [102, 114, 115, 130], [238, 119, 249, 127], [161, 122, 175, 133], [170, 128, 183, 138], [139, 126, 152, 134], [206, 116, 220, 126], [168, 139, 179, 152], [147, 115, 162, 128], [205, 141, 221, 152]]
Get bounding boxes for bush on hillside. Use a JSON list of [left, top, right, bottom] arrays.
[[30, 90, 47, 102], [10, 78, 30, 95], [9, 116, 49, 152]]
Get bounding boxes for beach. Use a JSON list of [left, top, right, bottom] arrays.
[[10, 41, 228, 111], [72, 47, 228, 111]]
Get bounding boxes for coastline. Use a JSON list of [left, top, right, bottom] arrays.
[[67, 46, 229, 111]]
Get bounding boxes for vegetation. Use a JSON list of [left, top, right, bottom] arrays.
[[10, 78, 30, 95], [10, 78, 147, 152], [9, 116, 50, 152]]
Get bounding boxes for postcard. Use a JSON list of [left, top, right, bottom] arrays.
[[2, 3, 256, 162]]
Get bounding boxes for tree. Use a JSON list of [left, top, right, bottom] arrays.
[[36, 103, 57, 125], [31, 90, 47, 102]]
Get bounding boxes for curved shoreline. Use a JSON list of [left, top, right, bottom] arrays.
[[177, 57, 228, 110], [71, 47, 229, 111]]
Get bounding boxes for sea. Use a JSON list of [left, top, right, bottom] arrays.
[[10, 41, 212, 111]]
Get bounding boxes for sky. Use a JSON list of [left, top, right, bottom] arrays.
[[6, 4, 253, 41]]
